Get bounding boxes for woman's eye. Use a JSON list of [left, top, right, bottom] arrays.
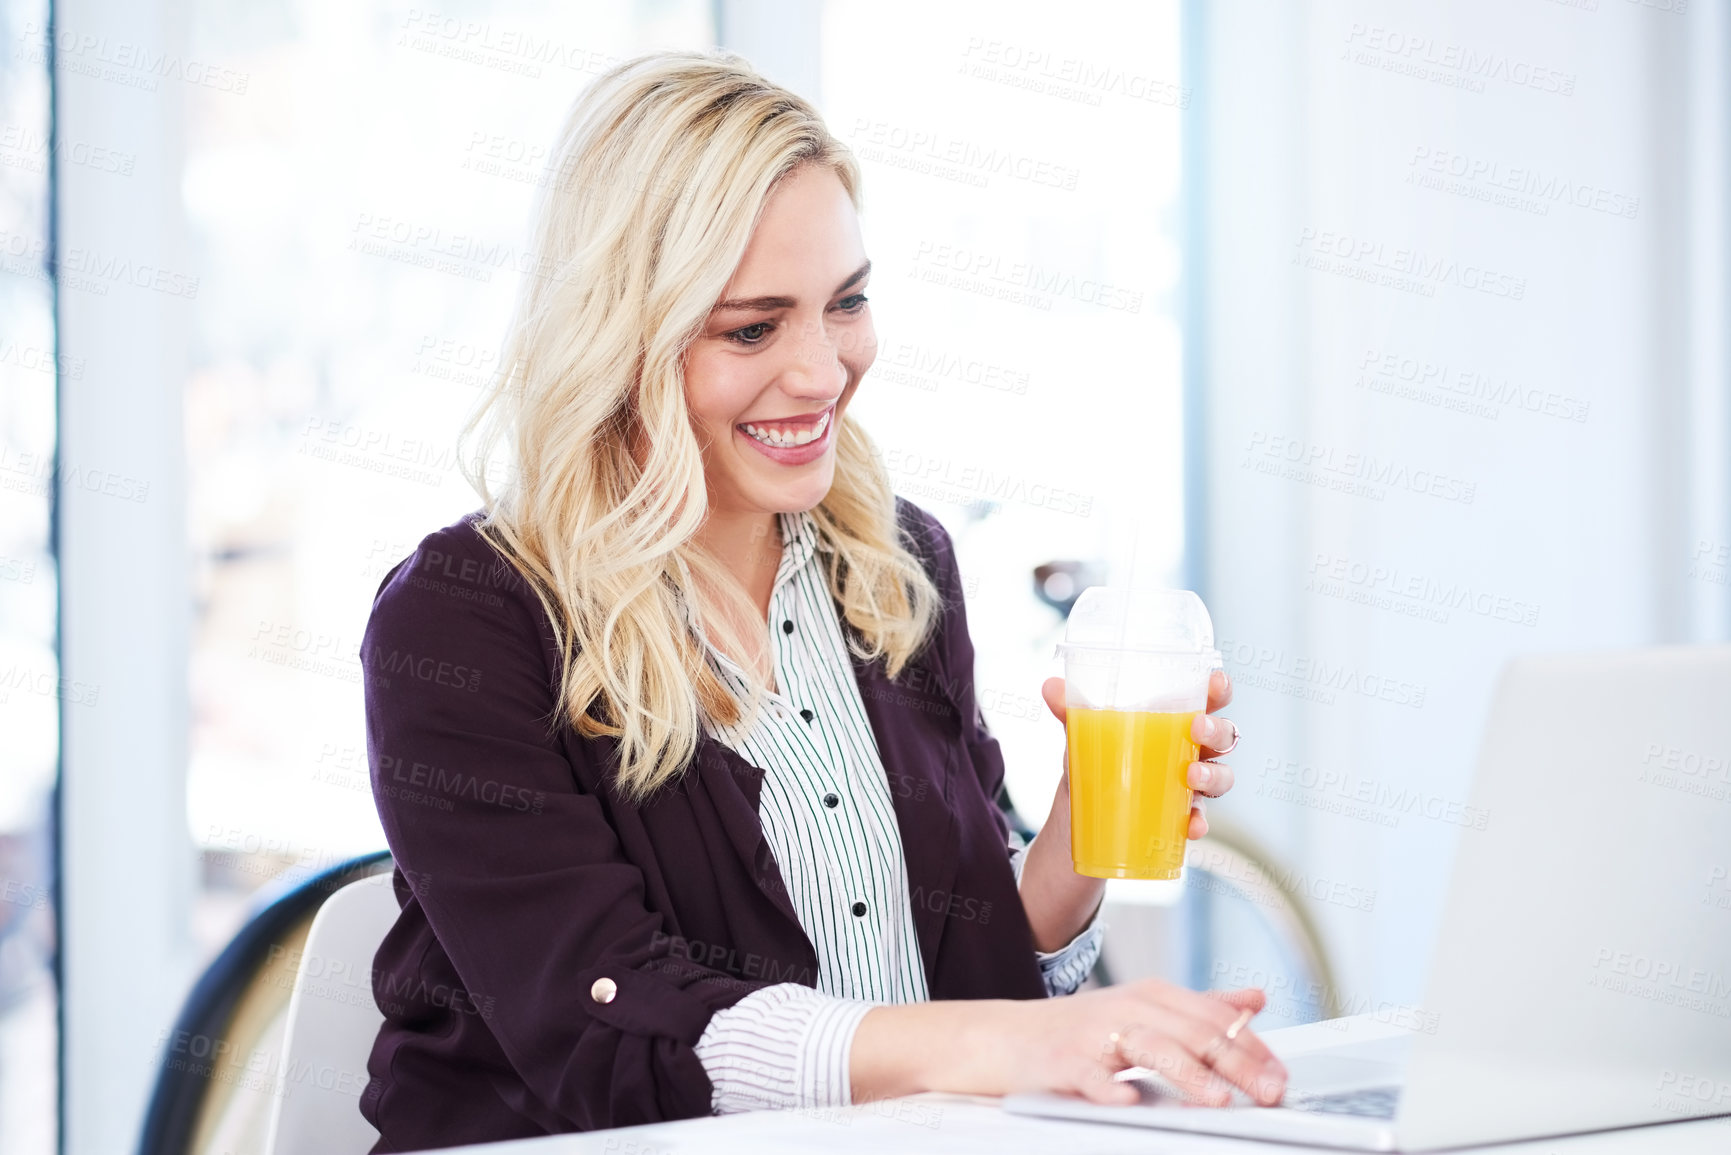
[[836, 293, 869, 313], [728, 322, 773, 345]]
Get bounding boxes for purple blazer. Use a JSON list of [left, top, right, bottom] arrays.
[[358, 498, 1050, 1151]]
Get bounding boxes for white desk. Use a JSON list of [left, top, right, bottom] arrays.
[[428, 1016, 1731, 1155]]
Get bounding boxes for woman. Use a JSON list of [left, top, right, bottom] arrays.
[[358, 49, 1284, 1151]]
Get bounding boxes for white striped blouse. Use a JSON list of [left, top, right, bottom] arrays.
[[689, 509, 1105, 1113]]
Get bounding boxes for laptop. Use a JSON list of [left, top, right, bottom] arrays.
[[1004, 645, 1731, 1150]]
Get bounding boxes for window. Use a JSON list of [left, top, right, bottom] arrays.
[[819, 0, 1188, 820], [0, 0, 59, 1149], [181, 0, 715, 955]]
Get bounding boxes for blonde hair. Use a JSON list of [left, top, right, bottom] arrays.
[[460, 50, 940, 802]]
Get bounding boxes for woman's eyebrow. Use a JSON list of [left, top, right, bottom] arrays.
[[712, 260, 872, 312]]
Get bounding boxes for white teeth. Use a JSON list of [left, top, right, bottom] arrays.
[[743, 411, 830, 449]]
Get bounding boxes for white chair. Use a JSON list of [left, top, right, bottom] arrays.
[[1095, 822, 1343, 1025], [264, 872, 400, 1155]]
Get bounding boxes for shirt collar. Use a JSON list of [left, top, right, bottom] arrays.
[[773, 509, 821, 591]]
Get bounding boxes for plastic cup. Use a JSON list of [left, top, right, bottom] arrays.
[[1056, 587, 1223, 880]]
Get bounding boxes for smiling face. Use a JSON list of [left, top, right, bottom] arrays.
[[683, 163, 875, 524]]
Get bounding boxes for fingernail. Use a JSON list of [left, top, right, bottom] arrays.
[[1191, 762, 1212, 788]]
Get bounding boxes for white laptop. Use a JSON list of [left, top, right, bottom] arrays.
[[1005, 645, 1731, 1150]]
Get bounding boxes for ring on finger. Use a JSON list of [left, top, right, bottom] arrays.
[[1198, 1033, 1230, 1067], [1214, 720, 1241, 755], [1200, 1008, 1255, 1068]]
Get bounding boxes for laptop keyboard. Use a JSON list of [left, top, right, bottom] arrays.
[[1286, 1085, 1402, 1119]]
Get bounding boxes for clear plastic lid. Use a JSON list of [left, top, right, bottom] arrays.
[[1057, 586, 1221, 659]]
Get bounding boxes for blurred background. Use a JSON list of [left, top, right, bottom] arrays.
[[1, 0, 1727, 1151]]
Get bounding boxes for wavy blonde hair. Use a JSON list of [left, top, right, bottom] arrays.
[[459, 50, 940, 802]]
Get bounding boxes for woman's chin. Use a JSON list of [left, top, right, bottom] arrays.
[[748, 463, 836, 515]]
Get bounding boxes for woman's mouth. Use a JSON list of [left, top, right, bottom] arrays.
[[740, 409, 831, 448], [736, 406, 835, 464]]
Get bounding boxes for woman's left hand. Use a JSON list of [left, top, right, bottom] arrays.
[[1183, 668, 1238, 839], [1040, 668, 1238, 840]]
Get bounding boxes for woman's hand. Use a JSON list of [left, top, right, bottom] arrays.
[[852, 978, 1286, 1107], [1184, 668, 1239, 839]]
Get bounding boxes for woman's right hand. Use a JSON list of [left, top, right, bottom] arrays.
[[851, 979, 1287, 1107]]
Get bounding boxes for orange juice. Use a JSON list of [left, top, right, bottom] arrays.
[[1066, 707, 1199, 879]]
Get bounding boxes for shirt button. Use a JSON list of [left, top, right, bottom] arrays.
[[799, 708, 815, 723], [590, 977, 617, 1004], [851, 901, 867, 917], [823, 792, 840, 808], [782, 619, 795, 635]]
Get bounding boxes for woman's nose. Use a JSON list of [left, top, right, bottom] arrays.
[[781, 319, 846, 395]]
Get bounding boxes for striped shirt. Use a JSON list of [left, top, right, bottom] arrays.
[[689, 509, 1104, 1113]]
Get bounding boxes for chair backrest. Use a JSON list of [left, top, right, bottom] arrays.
[[138, 851, 393, 1155], [1093, 821, 1342, 1025], [1182, 825, 1341, 1018], [263, 872, 401, 1155]]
